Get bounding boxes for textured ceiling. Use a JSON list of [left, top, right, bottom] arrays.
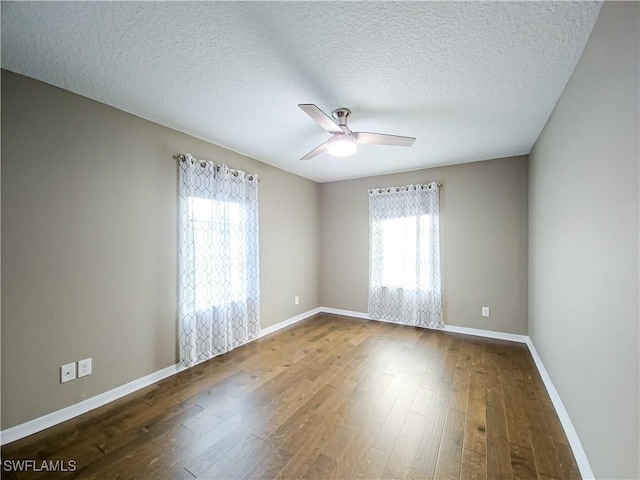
[[2, 1, 601, 183]]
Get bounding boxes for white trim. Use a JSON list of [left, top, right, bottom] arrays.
[[0, 363, 186, 446], [320, 308, 593, 479], [320, 307, 370, 320], [320, 307, 529, 343], [525, 338, 594, 480], [0, 307, 322, 446], [442, 324, 528, 343], [258, 307, 322, 338], [0, 305, 595, 480]]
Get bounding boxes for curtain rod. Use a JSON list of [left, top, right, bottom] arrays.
[[174, 154, 262, 182], [369, 182, 443, 194]]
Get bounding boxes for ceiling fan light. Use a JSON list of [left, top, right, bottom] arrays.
[[327, 135, 357, 157]]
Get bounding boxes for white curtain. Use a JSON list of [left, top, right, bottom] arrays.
[[368, 182, 443, 328], [178, 154, 260, 367]]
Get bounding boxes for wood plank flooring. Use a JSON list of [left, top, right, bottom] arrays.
[[1, 314, 581, 479]]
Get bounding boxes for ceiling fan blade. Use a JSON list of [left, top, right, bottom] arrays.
[[298, 104, 343, 134], [353, 132, 416, 147], [300, 142, 328, 161]]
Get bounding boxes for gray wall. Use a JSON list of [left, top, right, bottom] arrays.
[[320, 156, 529, 335], [529, 2, 639, 478], [1, 70, 319, 429]]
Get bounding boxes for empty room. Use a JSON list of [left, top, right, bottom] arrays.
[[1, 2, 638, 479]]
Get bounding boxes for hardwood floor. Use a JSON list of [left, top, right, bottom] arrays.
[[1, 314, 581, 479]]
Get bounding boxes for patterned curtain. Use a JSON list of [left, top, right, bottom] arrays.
[[368, 182, 443, 328], [178, 154, 260, 367]]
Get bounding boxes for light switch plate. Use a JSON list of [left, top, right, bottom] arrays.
[[482, 307, 490, 317]]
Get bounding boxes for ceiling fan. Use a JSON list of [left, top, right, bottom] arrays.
[[298, 104, 416, 160]]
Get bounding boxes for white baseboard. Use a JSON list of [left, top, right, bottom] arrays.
[[258, 307, 322, 338], [320, 307, 593, 480], [525, 338, 594, 480], [0, 363, 186, 445], [320, 307, 529, 343], [0, 307, 321, 446], [319, 307, 370, 320], [442, 324, 528, 343], [0, 306, 595, 480]]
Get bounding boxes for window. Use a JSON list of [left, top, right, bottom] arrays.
[[368, 183, 443, 328], [377, 214, 432, 291], [188, 197, 247, 310], [178, 156, 260, 367]]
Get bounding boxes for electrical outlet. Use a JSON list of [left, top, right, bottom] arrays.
[[61, 363, 76, 383], [294, 296, 299, 305], [482, 307, 490, 317], [78, 358, 92, 378]]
